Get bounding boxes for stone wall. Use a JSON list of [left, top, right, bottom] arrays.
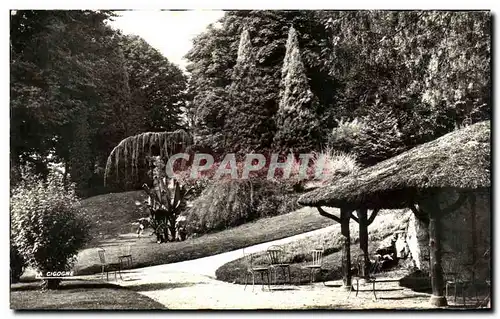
[[403, 189, 490, 281], [405, 212, 429, 271]]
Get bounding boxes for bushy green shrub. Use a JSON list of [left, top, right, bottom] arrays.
[[185, 179, 298, 236], [328, 117, 365, 152], [10, 168, 91, 289], [254, 181, 300, 218], [329, 111, 406, 167]]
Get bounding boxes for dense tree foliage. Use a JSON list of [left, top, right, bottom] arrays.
[[10, 11, 188, 196], [186, 10, 334, 153], [10, 10, 121, 196], [11, 10, 491, 196], [120, 35, 188, 132], [322, 11, 490, 160], [186, 10, 490, 164]]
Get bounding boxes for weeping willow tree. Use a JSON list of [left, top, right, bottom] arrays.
[[104, 129, 193, 243], [104, 129, 193, 188]]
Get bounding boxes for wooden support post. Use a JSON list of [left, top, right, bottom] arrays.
[[340, 208, 352, 289], [357, 208, 370, 280], [470, 193, 477, 284], [426, 201, 447, 307]]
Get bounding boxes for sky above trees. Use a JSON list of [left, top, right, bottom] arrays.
[[108, 10, 224, 71]]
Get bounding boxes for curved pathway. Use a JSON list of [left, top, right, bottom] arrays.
[[108, 225, 432, 310], [132, 224, 338, 279]]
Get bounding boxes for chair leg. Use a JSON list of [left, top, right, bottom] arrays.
[[347, 281, 355, 299], [372, 281, 377, 300], [454, 284, 457, 303], [252, 273, 255, 292], [474, 284, 479, 304], [463, 286, 466, 305], [118, 264, 123, 280], [288, 267, 291, 284], [355, 278, 359, 297], [106, 270, 109, 281], [244, 273, 248, 291], [260, 272, 265, 290], [266, 272, 271, 291]]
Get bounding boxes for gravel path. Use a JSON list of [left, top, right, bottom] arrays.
[[105, 225, 441, 310]]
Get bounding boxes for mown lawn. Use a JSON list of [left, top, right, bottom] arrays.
[[70, 203, 335, 275], [215, 209, 413, 285], [10, 280, 165, 310], [78, 190, 150, 244]]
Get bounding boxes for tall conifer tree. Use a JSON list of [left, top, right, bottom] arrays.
[[224, 29, 275, 153], [274, 26, 322, 153]]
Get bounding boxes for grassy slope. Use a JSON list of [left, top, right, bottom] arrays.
[[216, 209, 413, 284], [79, 190, 149, 244], [69, 190, 335, 275], [10, 281, 165, 310]]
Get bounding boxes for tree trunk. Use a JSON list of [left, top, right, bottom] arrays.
[[340, 208, 352, 289], [426, 201, 447, 307], [470, 193, 477, 283], [357, 208, 370, 280]]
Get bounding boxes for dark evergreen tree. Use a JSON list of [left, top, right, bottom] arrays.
[[224, 29, 276, 153], [273, 26, 322, 153], [185, 11, 335, 151]]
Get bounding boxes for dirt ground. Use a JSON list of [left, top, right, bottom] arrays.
[[114, 268, 437, 310]]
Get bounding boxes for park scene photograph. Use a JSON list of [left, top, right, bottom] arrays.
[[9, 9, 491, 310]]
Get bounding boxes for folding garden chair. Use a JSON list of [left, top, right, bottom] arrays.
[[97, 248, 122, 281]]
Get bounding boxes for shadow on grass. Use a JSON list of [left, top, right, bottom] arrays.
[[378, 295, 427, 300], [121, 278, 142, 282], [355, 288, 405, 292], [269, 286, 299, 291], [126, 282, 198, 291], [11, 280, 127, 292], [323, 283, 343, 288]]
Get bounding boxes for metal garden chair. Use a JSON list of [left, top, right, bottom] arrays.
[[302, 248, 325, 284], [118, 244, 133, 268], [349, 253, 379, 300], [445, 249, 491, 306], [243, 249, 271, 291], [267, 245, 292, 285], [97, 248, 122, 281]]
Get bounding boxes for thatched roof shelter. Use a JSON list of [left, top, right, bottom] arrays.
[[298, 121, 490, 209]]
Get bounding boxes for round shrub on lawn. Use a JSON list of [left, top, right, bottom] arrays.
[[10, 168, 91, 289]]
